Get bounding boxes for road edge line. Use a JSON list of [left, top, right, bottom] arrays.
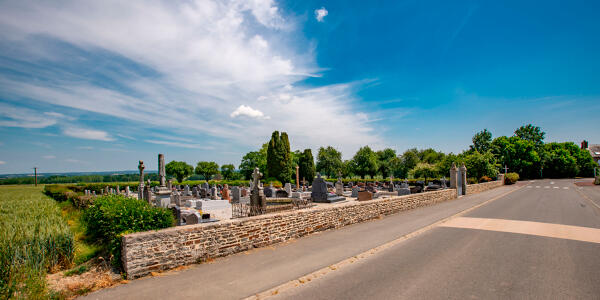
[[245, 184, 527, 300]]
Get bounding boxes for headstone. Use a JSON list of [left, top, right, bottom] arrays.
[[335, 178, 343, 196], [104, 186, 109, 195], [167, 179, 173, 191], [171, 206, 182, 226], [250, 168, 266, 211], [116, 185, 120, 194], [184, 212, 199, 225], [200, 188, 208, 199], [210, 186, 218, 200], [125, 186, 130, 197], [231, 186, 240, 203], [202, 182, 209, 190], [184, 185, 190, 196], [221, 184, 231, 202], [173, 191, 182, 206], [311, 173, 345, 203], [351, 186, 359, 197], [241, 188, 248, 197], [264, 184, 274, 197], [357, 190, 373, 201], [285, 183, 292, 195], [397, 187, 410, 196], [144, 185, 152, 204], [192, 186, 199, 198], [92, 191, 96, 196]]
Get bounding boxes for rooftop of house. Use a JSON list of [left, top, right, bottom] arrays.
[[588, 144, 600, 158]]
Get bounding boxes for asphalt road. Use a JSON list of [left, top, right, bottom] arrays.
[[273, 179, 600, 299], [81, 179, 600, 300]]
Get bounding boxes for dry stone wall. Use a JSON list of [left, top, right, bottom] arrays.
[[122, 181, 503, 279], [467, 180, 503, 194]]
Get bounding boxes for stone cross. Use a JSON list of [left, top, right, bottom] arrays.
[[504, 165, 509, 174], [158, 153, 166, 187], [252, 167, 262, 191]]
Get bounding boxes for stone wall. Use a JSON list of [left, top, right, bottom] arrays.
[[466, 180, 504, 194], [122, 181, 503, 279]]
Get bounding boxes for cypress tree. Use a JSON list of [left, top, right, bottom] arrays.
[[266, 131, 280, 179], [299, 149, 315, 182], [279, 132, 292, 183]]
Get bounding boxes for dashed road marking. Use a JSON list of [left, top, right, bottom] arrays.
[[536, 186, 540, 188], [550, 181, 555, 185], [544, 186, 550, 188], [553, 186, 559, 189], [527, 186, 532, 188], [563, 187, 569, 190]]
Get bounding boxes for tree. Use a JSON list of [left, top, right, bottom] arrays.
[[409, 163, 438, 181], [239, 143, 268, 179], [376, 148, 397, 177], [298, 149, 315, 183], [396, 149, 420, 179], [514, 124, 545, 148], [470, 129, 492, 153], [491, 136, 541, 178], [316, 146, 343, 177], [463, 151, 499, 180], [195, 161, 220, 180], [266, 131, 292, 183], [418, 148, 446, 164], [220, 164, 236, 180], [165, 161, 193, 183], [351, 146, 378, 179]]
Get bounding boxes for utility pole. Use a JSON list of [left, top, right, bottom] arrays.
[[33, 167, 38, 186]]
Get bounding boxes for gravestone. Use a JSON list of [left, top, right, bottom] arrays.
[[241, 188, 248, 197], [357, 190, 373, 201], [125, 186, 130, 197], [116, 185, 120, 194], [200, 188, 208, 199], [276, 190, 288, 197], [210, 186, 218, 200], [397, 187, 410, 196], [250, 168, 266, 212], [335, 178, 344, 196], [311, 173, 345, 203], [92, 191, 96, 196], [184, 185, 190, 196], [264, 184, 274, 197], [193, 186, 199, 198], [231, 186, 240, 203], [351, 186, 359, 197], [284, 183, 292, 195], [202, 182, 209, 190], [221, 184, 231, 202]]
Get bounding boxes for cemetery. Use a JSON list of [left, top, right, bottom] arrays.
[[2, 126, 598, 297]]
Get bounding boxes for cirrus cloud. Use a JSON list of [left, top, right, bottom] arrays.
[[63, 127, 114, 141]]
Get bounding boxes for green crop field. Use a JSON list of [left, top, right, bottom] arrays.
[[0, 185, 74, 299]]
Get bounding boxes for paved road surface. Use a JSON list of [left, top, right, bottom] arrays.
[[82, 179, 600, 299]]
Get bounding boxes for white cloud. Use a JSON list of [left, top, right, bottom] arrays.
[[116, 133, 136, 140], [63, 127, 114, 141], [77, 146, 93, 150], [0, 0, 382, 157], [0, 161, 5, 165], [43, 155, 55, 159], [145, 139, 214, 150], [315, 7, 328, 22], [230, 105, 270, 119], [0, 103, 57, 128]]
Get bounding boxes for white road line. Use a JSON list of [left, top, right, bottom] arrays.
[[563, 187, 569, 190], [536, 186, 540, 188], [553, 186, 559, 189], [550, 181, 555, 185], [527, 186, 532, 188]]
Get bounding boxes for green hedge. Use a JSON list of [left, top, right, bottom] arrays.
[[82, 195, 174, 269], [505, 173, 519, 185]]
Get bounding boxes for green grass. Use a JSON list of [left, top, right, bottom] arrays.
[[0, 185, 74, 299], [55, 201, 103, 265]]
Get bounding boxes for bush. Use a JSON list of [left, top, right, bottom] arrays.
[[467, 177, 478, 184], [479, 176, 492, 183], [505, 173, 519, 185], [82, 195, 174, 269], [44, 185, 74, 202]]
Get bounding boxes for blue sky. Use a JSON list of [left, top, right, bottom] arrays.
[[0, 0, 599, 174]]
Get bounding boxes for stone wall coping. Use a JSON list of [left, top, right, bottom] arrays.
[[123, 188, 456, 240]]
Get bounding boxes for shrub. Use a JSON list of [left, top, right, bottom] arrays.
[[505, 173, 519, 185], [479, 176, 492, 183], [82, 195, 174, 269], [44, 185, 73, 202], [467, 177, 478, 184]]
